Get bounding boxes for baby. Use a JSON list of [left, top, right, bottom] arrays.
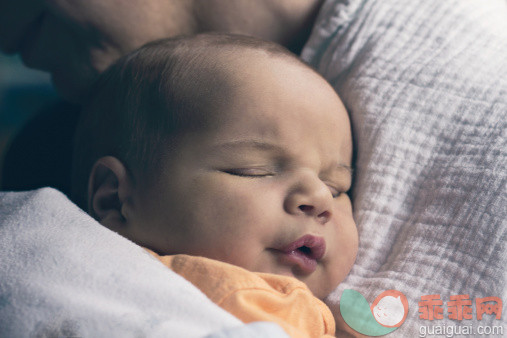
[[72, 34, 358, 337]]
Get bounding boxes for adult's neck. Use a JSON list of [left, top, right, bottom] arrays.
[[188, 0, 324, 54]]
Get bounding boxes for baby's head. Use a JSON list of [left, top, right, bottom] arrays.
[[72, 34, 358, 299]]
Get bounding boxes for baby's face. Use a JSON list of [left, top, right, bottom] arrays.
[[129, 54, 358, 298]]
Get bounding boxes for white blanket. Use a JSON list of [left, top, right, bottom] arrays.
[[302, 0, 507, 335], [0, 188, 288, 337]]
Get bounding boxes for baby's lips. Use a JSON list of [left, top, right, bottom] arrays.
[[272, 234, 326, 274], [281, 234, 326, 260]]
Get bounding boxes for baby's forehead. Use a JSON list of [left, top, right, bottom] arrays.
[[182, 52, 347, 132], [201, 45, 312, 80], [173, 48, 304, 109], [155, 40, 345, 142]]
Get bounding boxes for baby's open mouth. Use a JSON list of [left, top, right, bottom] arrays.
[[297, 246, 312, 255], [275, 235, 326, 275]]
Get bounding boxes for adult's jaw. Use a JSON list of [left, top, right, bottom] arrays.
[[0, 0, 324, 102]]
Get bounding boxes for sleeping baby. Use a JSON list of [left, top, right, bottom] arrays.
[[72, 33, 358, 337]]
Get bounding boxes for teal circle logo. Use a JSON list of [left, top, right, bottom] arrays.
[[340, 289, 409, 336]]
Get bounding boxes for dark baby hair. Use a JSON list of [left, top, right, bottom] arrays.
[[71, 33, 314, 210]]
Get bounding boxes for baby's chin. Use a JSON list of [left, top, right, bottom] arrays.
[[260, 260, 339, 299], [240, 253, 339, 299], [284, 267, 338, 300], [305, 276, 338, 300]]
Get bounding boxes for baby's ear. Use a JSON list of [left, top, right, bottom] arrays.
[[88, 156, 133, 231]]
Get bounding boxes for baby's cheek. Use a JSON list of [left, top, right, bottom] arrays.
[[335, 193, 354, 216], [333, 201, 358, 261], [200, 192, 256, 230], [340, 225, 359, 276], [200, 180, 277, 226], [318, 222, 357, 297]]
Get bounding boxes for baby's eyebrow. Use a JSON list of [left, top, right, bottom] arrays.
[[212, 140, 283, 152]]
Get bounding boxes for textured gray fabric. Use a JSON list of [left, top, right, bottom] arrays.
[[302, 0, 506, 335]]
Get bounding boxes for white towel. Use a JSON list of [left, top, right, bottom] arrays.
[[0, 188, 287, 337], [302, 0, 506, 335]]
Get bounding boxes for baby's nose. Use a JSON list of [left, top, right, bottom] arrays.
[[298, 204, 331, 224], [284, 176, 333, 224]]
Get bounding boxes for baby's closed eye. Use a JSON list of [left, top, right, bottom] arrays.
[[222, 167, 275, 178], [325, 183, 343, 198]]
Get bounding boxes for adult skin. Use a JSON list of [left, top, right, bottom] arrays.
[[0, 0, 323, 102]]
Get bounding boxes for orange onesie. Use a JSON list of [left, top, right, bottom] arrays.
[[148, 252, 335, 338]]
